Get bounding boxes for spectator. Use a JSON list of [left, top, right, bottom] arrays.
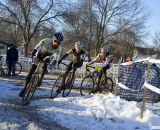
[[126, 56, 132, 62], [6, 44, 18, 76]]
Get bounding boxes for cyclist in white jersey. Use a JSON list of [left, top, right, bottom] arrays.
[[86, 46, 113, 89], [19, 32, 64, 97]]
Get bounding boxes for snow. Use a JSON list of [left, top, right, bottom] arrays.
[[0, 78, 160, 130]]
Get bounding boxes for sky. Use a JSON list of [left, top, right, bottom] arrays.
[[141, 0, 160, 45]]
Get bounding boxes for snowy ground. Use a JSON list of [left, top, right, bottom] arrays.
[[0, 77, 160, 130]]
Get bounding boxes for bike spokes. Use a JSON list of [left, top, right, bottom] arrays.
[[99, 75, 113, 94], [21, 75, 38, 105], [80, 75, 94, 95], [51, 75, 63, 98], [63, 72, 74, 97]]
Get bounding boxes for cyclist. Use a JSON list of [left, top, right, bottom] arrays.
[[57, 41, 85, 92], [19, 32, 64, 97], [86, 46, 113, 90]]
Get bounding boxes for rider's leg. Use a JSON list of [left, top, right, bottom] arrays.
[[7, 61, 12, 76], [19, 64, 37, 97], [61, 62, 73, 89], [96, 65, 110, 93], [72, 62, 82, 78], [38, 62, 48, 87], [11, 61, 16, 76]]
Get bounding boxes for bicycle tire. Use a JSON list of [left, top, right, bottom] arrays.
[[15, 62, 22, 75], [2, 62, 22, 75], [62, 72, 75, 97], [21, 74, 38, 105], [0, 66, 5, 76], [80, 75, 95, 96], [99, 75, 113, 93], [51, 74, 63, 99]]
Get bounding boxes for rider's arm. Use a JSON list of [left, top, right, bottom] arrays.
[[89, 54, 99, 65], [59, 49, 72, 62], [32, 38, 49, 58], [34, 39, 46, 51], [80, 50, 86, 61]]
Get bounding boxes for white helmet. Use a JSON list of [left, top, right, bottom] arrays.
[[75, 41, 83, 49], [101, 46, 108, 53]]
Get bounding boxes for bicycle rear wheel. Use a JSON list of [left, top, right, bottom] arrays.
[[15, 62, 22, 75], [51, 74, 63, 99], [80, 75, 95, 96], [21, 74, 38, 105], [62, 72, 74, 97], [0, 66, 5, 77], [2, 62, 22, 75], [99, 75, 113, 94]]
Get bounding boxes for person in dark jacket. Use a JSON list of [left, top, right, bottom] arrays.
[[6, 44, 19, 76]]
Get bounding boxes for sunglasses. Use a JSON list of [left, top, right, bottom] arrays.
[[53, 39, 60, 44]]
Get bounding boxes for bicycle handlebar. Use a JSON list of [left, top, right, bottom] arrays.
[[59, 62, 68, 66], [86, 65, 95, 69]]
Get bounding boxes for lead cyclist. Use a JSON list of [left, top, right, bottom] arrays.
[[19, 32, 64, 97]]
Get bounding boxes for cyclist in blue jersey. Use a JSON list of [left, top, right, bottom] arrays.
[[19, 32, 64, 97]]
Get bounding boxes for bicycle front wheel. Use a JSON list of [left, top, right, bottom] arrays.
[[62, 72, 74, 97], [15, 62, 22, 75], [80, 75, 95, 96], [51, 75, 63, 99], [21, 74, 38, 105], [99, 75, 113, 94]]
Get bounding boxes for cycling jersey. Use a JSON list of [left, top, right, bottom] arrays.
[[60, 48, 85, 63], [67, 48, 85, 63], [33, 38, 61, 64], [90, 54, 113, 67]]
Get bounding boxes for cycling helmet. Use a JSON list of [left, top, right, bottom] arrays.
[[54, 32, 64, 42], [101, 46, 108, 53], [75, 41, 83, 49]]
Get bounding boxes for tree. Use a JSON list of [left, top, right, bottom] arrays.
[[0, 0, 65, 56], [92, 0, 148, 55], [62, 0, 95, 53], [153, 32, 160, 50], [62, 0, 148, 56]]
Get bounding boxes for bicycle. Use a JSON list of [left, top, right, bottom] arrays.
[[0, 64, 6, 76], [51, 62, 75, 98], [21, 61, 42, 105], [0, 62, 22, 76], [80, 65, 113, 96]]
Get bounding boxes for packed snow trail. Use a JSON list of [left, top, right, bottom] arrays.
[[0, 77, 160, 130], [0, 79, 68, 130]]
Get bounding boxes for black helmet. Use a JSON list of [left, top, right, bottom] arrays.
[[54, 32, 64, 42]]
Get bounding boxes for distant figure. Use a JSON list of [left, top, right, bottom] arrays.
[[126, 56, 132, 62], [6, 44, 18, 76]]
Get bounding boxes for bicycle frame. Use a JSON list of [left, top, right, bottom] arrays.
[[21, 61, 42, 105], [85, 66, 100, 85], [51, 62, 76, 98], [86, 65, 112, 92], [0, 64, 5, 76]]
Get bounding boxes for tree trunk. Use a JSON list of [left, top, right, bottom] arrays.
[[23, 42, 29, 57]]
